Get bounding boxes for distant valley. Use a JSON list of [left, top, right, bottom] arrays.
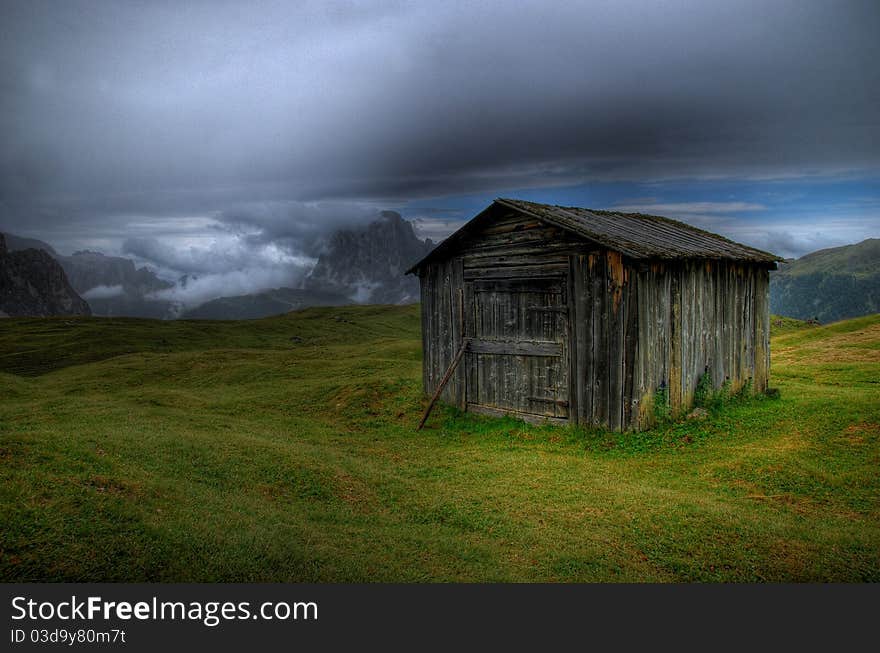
[[769, 238, 880, 323], [182, 287, 351, 320]]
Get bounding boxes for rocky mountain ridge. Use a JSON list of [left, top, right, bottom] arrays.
[[0, 234, 91, 317], [303, 210, 432, 305], [2, 233, 174, 318]]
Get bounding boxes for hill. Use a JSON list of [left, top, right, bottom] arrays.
[[182, 287, 351, 320], [0, 307, 877, 581], [770, 238, 880, 322]]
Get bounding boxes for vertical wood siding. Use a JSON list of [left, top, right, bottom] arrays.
[[419, 256, 464, 407], [569, 250, 639, 430], [633, 260, 771, 430]]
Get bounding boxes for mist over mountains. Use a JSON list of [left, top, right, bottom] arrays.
[[304, 211, 432, 305], [3, 233, 174, 318], [2, 211, 433, 319], [5, 214, 878, 323]]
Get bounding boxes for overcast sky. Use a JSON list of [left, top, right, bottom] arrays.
[[1, 0, 878, 296]]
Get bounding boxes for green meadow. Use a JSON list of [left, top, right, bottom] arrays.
[[1, 305, 878, 582]]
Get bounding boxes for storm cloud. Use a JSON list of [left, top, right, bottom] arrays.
[[0, 0, 878, 273]]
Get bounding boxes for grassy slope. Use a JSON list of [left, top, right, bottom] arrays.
[[769, 314, 817, 336], [1, 306, 878, 582], [776, 238, 880, 277], [770, 239, 880, 323]]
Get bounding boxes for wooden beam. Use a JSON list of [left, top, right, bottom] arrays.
[[463, 264, 568, 280], [417, 339, 469, 430]]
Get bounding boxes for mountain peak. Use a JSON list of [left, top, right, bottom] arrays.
[[1, 232, 58, 257], [305, 211, 432, 304], [380, 210, 404, 221], [0, 239, 91, 317]]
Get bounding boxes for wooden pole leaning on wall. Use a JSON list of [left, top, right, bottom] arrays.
[[417, 339, 468, 430]]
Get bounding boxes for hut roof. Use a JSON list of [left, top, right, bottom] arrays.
[[407, 198, 782, 273]]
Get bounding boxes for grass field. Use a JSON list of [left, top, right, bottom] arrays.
[[1, 306, 878, 582]]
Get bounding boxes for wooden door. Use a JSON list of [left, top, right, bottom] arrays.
[[464, 276, 570, 420]]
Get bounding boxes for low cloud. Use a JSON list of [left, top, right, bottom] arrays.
[[607, 198, 877, 259], [726, 224, 873, 260], [148, 267, 309, 309], [122, 229, 316, 309], [123, 233, 312, 275], [81, 284, 124, 300], [116, 202, 404, 308], [215, 200, 381, 256]]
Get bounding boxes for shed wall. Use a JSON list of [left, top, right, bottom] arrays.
[[418, 211, 771, 432], [420, 209, 589, 410], [419, 255, 465, 407], [569, 250, 639, 430], [634, 260, 770, 429]]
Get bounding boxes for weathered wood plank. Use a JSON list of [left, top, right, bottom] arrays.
[[606, 251, 624, 431], [467, 339, 563, 356], [419, 269, 431, 394], [622, 267, 638, 429], [452, 258, 465, 408], [479, 219, 543, 235], [466, 402, 569, 425], [527, 396, 570, 406], [592, 253, 607, 427], [566, 256, 579, 424], [463, 264, 568, 280], [470, 278, 564, 293], [461, 241, 593, 262], [458, 225, 567, 251], [462, 253, 570, 269], [669, 266, 683, 415]]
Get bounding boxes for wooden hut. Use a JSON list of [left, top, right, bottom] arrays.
[[407, 198, 782, 431]]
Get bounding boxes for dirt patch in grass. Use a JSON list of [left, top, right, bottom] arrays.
[[841, 422, 879, 445], [775, 322, 880, 365], [79, 475, 144, 498], [333, 471, 380, 513]]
